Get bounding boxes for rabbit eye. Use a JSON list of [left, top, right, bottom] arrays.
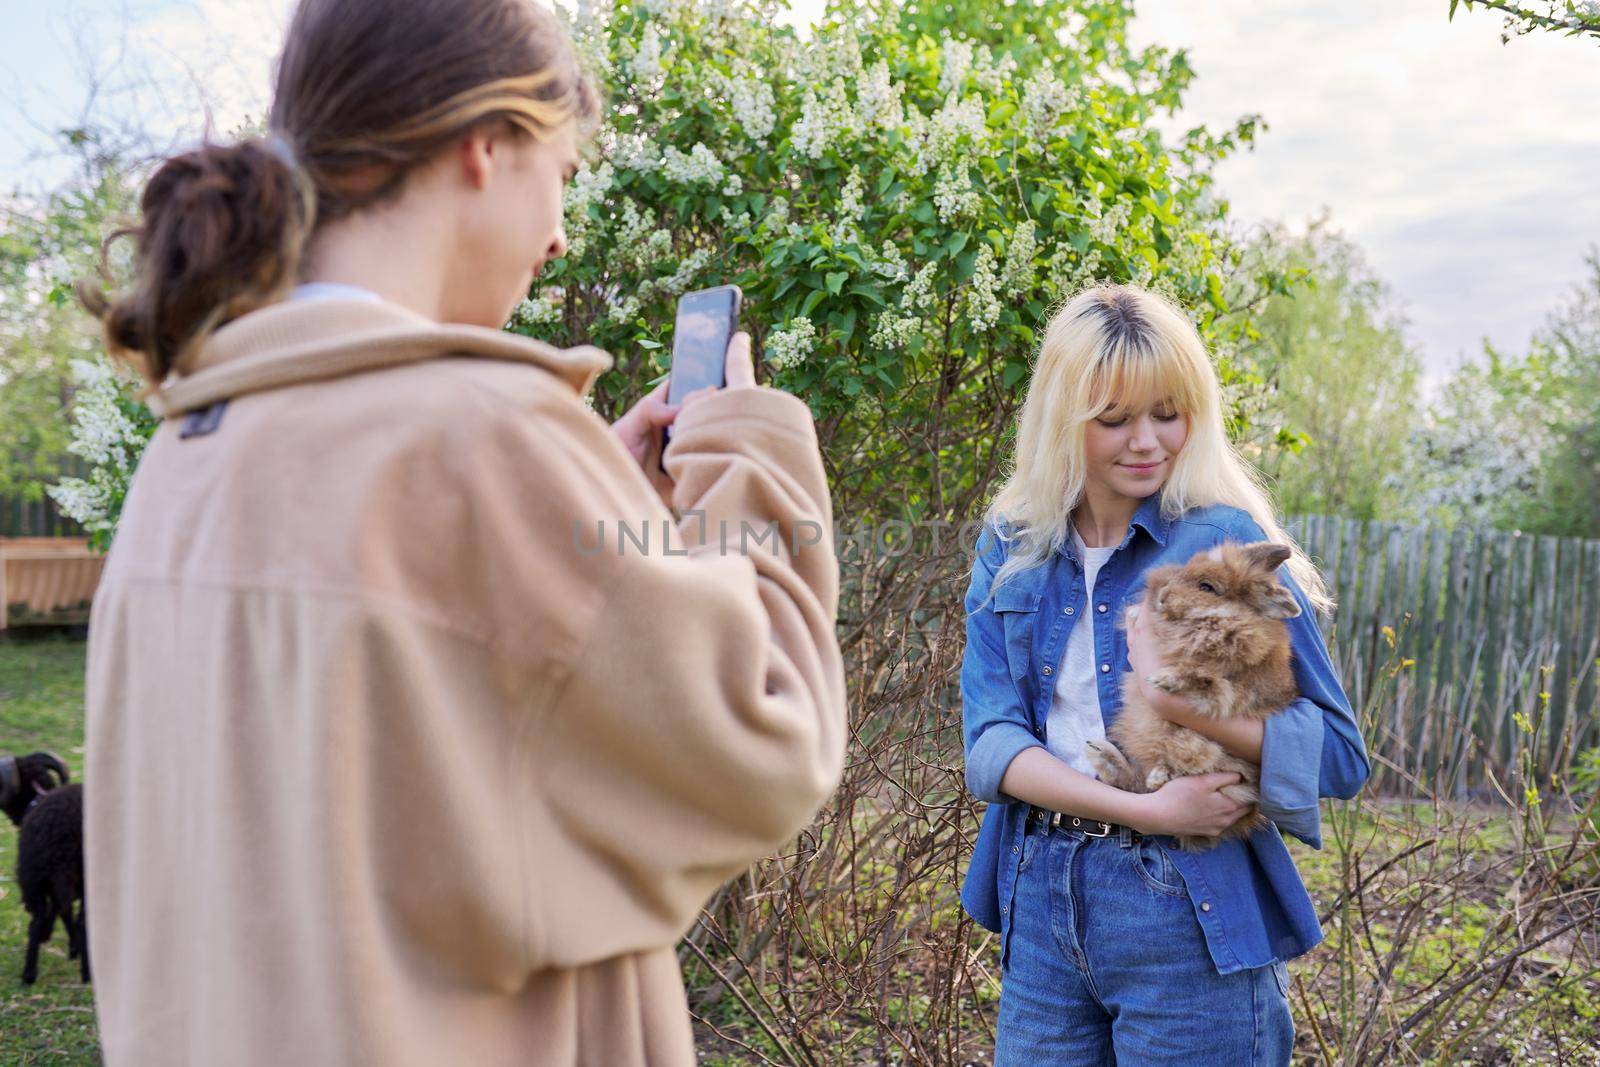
[[1197, 581, 1218, 595]]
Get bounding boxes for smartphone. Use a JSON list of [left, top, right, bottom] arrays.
[[661, 284, 742, 468]]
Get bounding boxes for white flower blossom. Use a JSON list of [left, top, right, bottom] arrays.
[[48, 357, 153, 535], [606, 292, 643, 325], [1001, 218, 1037, 295], [1021, 69, 1075, 135], [661, 142, 726, 186], [857, 61, 902, 130], [763, 194, 791, 232], [609, 130, 659, 172], [939, 38, 974, 95], [765, 317, 818, 369], [831, 166, 866, 246], [869, 312, 920, 350], [514, 290, 564, 328], [904, 262, 939, 313], [915, 93, 987, 174], [966, 244, 1002, 332], [564, 160, 615, 214], [727, 74, 777, 142], [629, 22, 665, 84], [933, 165, 981, 223], [1089, 199, 1132, 246], [870, 240, 909, 282], [718, 206, 754, 233], [657, 247, 712, 296], [792, 78, 854, 160], [971, 50, 1017, 95]]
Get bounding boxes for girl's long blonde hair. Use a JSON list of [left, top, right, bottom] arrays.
[[984, 283, 1333, 615]]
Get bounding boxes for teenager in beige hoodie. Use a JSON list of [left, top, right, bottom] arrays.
[[79, 1, 846, 1063]]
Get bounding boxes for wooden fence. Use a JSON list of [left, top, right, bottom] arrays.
[[1285, 514, 1600, 792], [0, 493, 83, 538]]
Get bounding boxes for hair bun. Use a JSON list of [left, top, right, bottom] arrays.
[[81, 137, 317, 382]]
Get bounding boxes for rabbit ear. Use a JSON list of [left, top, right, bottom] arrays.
[[1239, 541, 1291, 573], [1261, 586, 1301, 619]]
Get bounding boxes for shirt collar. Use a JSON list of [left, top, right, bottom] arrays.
[[1059, 492, 1170, 566], [1128, 492, 1171, 547]]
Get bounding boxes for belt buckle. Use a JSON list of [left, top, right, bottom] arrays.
[[1066, 816, 1113, 837]]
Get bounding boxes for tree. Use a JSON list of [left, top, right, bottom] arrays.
[[1245, 217, 1423, 522], [1447, 0, 1600, 43], [1517, 249, 1600, 536], [0, 128, 144, 516], [1407, 248, 1600, 538], [539, 0, 1288, 538]]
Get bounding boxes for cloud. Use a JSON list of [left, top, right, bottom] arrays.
[[1131, 0, 1600, 374]]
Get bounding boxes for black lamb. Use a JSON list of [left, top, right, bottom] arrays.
[[1, 751, 89, 985]]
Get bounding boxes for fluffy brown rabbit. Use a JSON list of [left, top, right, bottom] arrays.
[[1085, 541, 1301, 851]]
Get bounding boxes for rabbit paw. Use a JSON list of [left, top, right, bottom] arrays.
[[1148, 669, 1185, 695], [1085, 740, 1135, 788], [1144, 765, 1173, 790]]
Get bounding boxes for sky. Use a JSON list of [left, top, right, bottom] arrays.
[[2, 0, 1595, 383]]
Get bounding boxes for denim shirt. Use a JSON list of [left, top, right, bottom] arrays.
[[958, 494, 1370, 974]]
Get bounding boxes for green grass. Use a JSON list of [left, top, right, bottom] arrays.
[[0, 632, 99, 1065]]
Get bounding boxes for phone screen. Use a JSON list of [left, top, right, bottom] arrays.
[[667, 286, 739, 406], [661, 286, 740, 468]]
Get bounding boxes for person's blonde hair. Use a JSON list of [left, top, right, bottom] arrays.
[[983, 283, 1333, 614]]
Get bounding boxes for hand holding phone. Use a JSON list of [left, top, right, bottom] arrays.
[[660, 284, 743, 468]]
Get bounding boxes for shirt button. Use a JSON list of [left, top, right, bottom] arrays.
[[1064, 606, 1075, 615], [1012, 846, 1019, 854], [1097, 603, 1108, 613], [1042, 665, 1053, 676], [1200, 901, 1212, 912], [1001, 905, 1008, 915], [1100, 663, 1111, 674]]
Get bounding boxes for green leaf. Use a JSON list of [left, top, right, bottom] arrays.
[[848, 284, 887, 307], [636, 338, 663, 350], [826, 271, 848, 295], [839, 307, 858, 340]]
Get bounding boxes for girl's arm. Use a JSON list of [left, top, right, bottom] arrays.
[[999, 746, 1250, 838]]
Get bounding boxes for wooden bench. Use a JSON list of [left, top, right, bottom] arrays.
[[0, 537, 105, 630]]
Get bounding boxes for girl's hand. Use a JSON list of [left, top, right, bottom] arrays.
[[1126, 604, 1203, 722], [1128, 771, 1248, 837], [610, 332, 755, 509]]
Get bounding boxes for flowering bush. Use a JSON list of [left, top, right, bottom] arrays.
[[47, 356, 158, 551], [531, 0, 1285, 526], [51, 0, 1290, 545]]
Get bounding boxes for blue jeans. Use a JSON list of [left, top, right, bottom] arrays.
[[995, 818, 1294, 1065]]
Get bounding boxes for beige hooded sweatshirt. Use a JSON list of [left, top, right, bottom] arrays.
[[83, 296, 847, 1065]]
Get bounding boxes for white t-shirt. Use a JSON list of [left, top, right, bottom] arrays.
[[1044, 526, 1115, 777]]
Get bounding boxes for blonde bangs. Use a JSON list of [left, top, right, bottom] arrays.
[[1083, 333, 1206, 422]]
